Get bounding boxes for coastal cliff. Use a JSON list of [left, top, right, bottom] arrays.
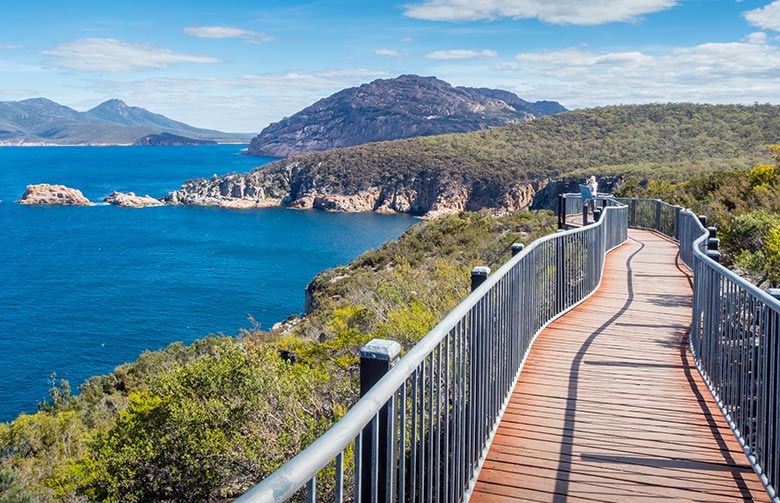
[[168, 103, 780, 217], [165, 160, 547, 218]]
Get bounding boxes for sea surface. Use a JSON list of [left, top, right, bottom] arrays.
[[0, 145, 415, 421]]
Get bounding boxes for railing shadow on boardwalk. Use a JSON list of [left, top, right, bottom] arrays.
[[551, 239, 645, 502], [235, 195, 780, 503]]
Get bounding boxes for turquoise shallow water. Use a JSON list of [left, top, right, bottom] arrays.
[[0, 145, 415, 421]]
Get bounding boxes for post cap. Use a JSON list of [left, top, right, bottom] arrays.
[[360, 338, 401, 362], [511, 243, 525, 251], [706, 249, 722, 262], [556, 228, 566, 233], [471, 266, 491, 277], [767, 288, 780, 301]]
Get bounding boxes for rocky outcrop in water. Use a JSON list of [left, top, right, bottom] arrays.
[[104, 191, 165, 208], [18, 184, 93, 206], [132, 133, 217, 146], [164, 172, 284, 209]]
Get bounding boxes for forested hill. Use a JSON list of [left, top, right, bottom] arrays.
[[169, 103, 780, 216]]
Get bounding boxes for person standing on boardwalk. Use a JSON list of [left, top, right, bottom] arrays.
[[587, 175, 598, 213]]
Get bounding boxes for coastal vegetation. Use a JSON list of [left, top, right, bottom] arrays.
[[172, 103, 780, 216], [614, 145, 780, 287], [257, 103, 780, 191], [5, 101, 780, 501], [0, 210, 556, 502]]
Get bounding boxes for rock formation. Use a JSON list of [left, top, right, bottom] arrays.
[[104, 191, 165, 208], [246, 75, 565, 157], [18, 184, 93, 206], [164, 162, 553, 219], [164, 172, 283, 209]]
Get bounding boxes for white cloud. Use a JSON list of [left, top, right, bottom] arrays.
[[42, 38, 220, 72], [0, 61, 41, 73], [402, 37, 414, 43], [426, 49, 498, 59], [376, 49, 403, 56], [502, 36, 780, 107], [746, 32, 769, 44], [744, 1, 780, 30], [403, 0, 676, 25], [84, 69, 391, 131], [184, 26, 274, 43]]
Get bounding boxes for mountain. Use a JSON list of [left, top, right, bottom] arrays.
[[169, 103, 780, 217], [245, 74, 566, 157], [0, 98, 252, 145]]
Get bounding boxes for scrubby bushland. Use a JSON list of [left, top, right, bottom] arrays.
[[0, 210, 556, 502], [245, 103, 780, 199], [614, 146, 780, 287]]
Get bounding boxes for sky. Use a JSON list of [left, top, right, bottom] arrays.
[[1, 0, 780, 133]]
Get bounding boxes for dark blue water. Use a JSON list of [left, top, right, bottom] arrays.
[[0, 146, 415, 421]]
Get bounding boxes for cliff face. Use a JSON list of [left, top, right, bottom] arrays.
[[246, 75, 565, 157], [165, 160, 550, 218]]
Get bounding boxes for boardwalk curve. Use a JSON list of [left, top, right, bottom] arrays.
[[471, 229, 769, 502]]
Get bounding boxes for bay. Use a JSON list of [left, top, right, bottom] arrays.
[[0, 145, 415, 421]]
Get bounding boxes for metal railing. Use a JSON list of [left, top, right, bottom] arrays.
[[609, 196, 780, 503], [682, 210, 780, 502], [237, 201, 629, 502]]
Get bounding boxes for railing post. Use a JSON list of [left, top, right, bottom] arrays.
[[511, 243, 525, 256], [706, 249, 722, 263], [698, 215, 707, 228], [673, 205, 683, 240], [558, 194, 565, 229], [582, 201, 589, 227], [556, 231, 566, 312], [359, 339, 401, 503], [471, 266, 491, 291], [654, 200, 661, 231], [593, 208, 602, 222]]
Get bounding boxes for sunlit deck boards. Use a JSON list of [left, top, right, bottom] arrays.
[[470, 229, 770, 503]]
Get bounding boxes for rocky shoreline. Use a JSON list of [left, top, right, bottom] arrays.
[[161, 162, 581, 218], [15, 173, 620, 215]]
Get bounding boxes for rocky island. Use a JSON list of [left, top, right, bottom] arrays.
[[132, 133, 218, 147], [18, 184, 93, 206], [104, 191, 165, 208]]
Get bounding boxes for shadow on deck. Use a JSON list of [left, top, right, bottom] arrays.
[[470, 229, 770, 503]]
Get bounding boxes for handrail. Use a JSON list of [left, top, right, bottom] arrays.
[[600, 196, 780, 503], [239, 194, 779, 503], [683, 208, 780, 502], [238, 201, 629, 502]]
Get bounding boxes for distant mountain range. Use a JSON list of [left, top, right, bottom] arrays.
[[0, 98, 252, 145], [246, 74, 567, 157]]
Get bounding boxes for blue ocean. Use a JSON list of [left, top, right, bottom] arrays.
[[0, 145, 415, 421]]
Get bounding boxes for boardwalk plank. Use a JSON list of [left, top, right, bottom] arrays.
[[470, 230, 770, 503]]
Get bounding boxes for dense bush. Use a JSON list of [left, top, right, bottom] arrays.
[[614, 147, 780, 287], [0, 210, 556, 502]]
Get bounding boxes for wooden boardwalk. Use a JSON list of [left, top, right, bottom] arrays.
[[470, 230, 770, 503]]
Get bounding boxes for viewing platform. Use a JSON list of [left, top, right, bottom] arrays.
[[471, 229, 769, 502], [239, 197, 779, 503]]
